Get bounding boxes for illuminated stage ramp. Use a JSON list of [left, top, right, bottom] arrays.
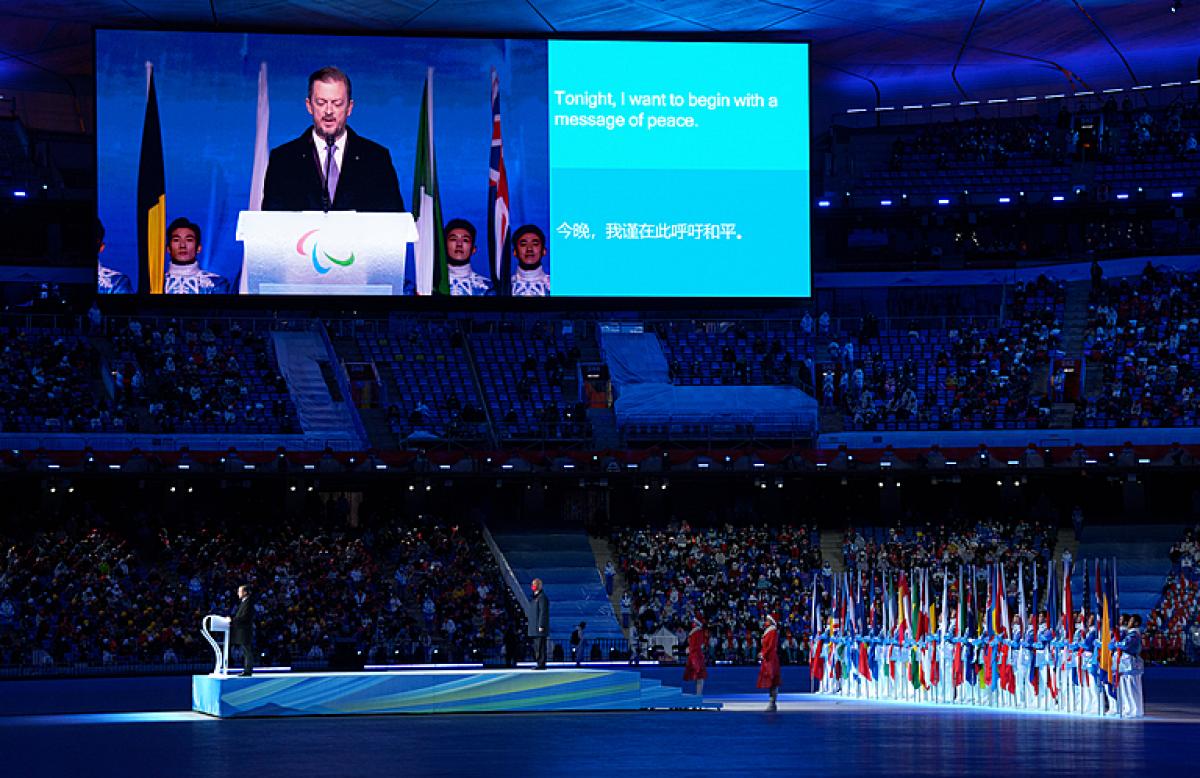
[[192, 669, 719, 718]]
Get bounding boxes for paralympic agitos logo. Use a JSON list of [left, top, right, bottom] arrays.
[[296, 229, 355, 275]]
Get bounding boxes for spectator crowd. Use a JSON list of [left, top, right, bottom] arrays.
[[610, 521, 823, 664], [111, 318, 298, 434], [1144, 527, 1200, 663], [840, 517, 1058, 577], [0, 500, 521, 671], [0, 326, 132, 434]]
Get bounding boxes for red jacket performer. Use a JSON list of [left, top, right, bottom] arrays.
[[683, 616, 708, 696], [758, 613, 782, 711]]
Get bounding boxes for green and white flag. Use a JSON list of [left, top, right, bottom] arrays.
[[411, 67, 449, 296]]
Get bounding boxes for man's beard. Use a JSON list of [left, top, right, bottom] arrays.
[[318, 122, 344, 145]]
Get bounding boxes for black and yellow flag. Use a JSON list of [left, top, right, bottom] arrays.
[[137, 62, 166, 294]]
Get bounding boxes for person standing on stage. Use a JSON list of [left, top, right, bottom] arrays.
[[683, 615, 709, 697], [758, 613, 782, 711], [570, 621, 587, 666], [528, 577, 550, 669], [230, 584, 256, 676]]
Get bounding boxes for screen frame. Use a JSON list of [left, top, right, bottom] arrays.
[[92, 26, 813, 312]]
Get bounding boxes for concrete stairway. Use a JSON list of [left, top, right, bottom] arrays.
[[589, 535, 629, 634], [821, 530, 845, 573], [271, 331, 361, 445]]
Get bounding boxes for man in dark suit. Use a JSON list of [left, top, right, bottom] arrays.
[[528, 577, 550, 670], [261, 66, 404, 213], [230, 584, 257, 676]]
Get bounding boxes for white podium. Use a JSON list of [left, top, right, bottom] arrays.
[[236, 211, 417, 295], [201, 614, 232, 675]]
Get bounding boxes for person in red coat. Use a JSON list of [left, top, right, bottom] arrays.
[[683, 615, 709, 696], [758, 613, 782, 711]]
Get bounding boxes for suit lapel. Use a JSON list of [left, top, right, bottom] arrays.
[[297, 130, 326, 207]]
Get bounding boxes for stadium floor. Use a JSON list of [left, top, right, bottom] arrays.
[[2, 690, 1198, 776]]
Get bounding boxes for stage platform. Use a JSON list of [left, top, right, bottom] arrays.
[[192, 668, 719, 718]]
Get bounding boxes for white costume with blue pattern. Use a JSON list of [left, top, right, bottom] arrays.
[[164, 262, 230, 295], [510, 266, 550, 297], [449, 264, 494, 296]]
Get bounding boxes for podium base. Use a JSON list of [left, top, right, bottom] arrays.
[[192, 668, 718, 717]]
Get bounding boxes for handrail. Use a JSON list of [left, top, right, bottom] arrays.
[[481, 523, 530, 615], [315, 319, 369, 448]]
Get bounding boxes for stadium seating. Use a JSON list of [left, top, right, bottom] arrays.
[[470, 327, 587, 440], [356, 321, 487, 441], [610, 522, 822, 663], [1083, 265, 1200, 427], [111, 319, 299, 434], [656, 322, 808, 386], [0, 510, 520, 669], [0, 326, 130, 433]]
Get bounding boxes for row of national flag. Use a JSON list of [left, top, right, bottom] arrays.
[[810, 558, 1124, 691], [135, 62, 513, 295]]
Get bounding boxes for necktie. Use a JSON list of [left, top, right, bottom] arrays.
[[324, 141, 339, 207]]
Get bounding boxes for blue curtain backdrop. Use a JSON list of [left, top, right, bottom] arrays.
[[96, 30, 549, 291]]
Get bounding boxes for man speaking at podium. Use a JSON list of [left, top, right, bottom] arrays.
[[261, 66, 405, 213]]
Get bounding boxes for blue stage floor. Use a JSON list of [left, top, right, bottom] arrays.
[[191, 668, 715, 716], [2, 693, 1199, 776]]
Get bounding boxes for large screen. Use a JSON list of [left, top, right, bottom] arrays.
[[95, 31, 810, 299]]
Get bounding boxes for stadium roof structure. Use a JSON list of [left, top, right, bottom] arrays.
[[2, 0, 1198, 110]]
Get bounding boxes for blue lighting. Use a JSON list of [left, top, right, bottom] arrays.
[[997, 197, 1011, 204], [1116, 193, 1129, 200], [880, 199, 893, 206], [12, 190, 26, 198], [1052, 195, 1065, 202], [6, 712, 214, 727], [817, 199, 830, 207], [937, 198, 950, 205], [1171, 191, 1185, 198]]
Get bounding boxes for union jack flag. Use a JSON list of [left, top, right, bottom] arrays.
[[487, 68, 511, 296]]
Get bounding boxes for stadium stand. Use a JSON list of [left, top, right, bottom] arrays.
[[0, 325, 132, 433], [358, 321, 489, 442], [609, 522, 822, 663], [0, 503, 522, 670], [656, 320, 809, 387], [470, 324, 588, 441], [1082, 265, 1200, 427], [859, 116, 1072, 199], [840, 519, 1058, 575], [1142, 526, 1200, 663], [110, 318, 299, 435]]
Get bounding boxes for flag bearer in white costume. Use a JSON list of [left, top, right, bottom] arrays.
[[509, 225, 550, 296], [1117, 615, 1144, 718], [444, 219, 494, 296]]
